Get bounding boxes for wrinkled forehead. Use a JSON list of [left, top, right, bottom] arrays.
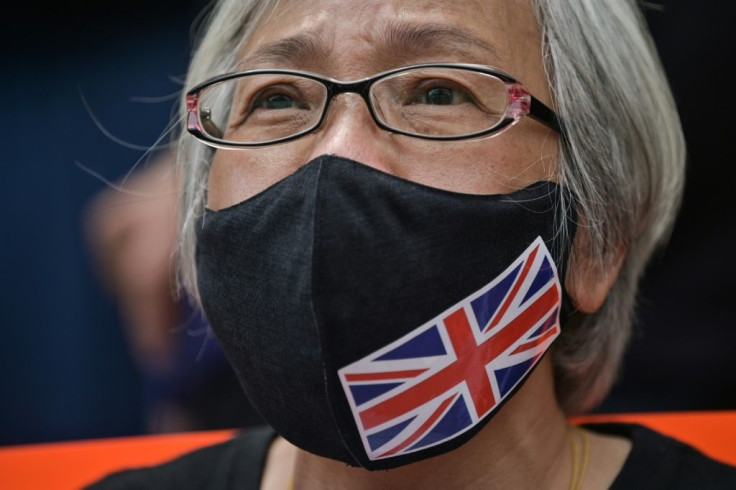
[[237, 0, 546, 95]]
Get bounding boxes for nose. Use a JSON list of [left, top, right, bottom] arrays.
[[304, 93, 397, 174]]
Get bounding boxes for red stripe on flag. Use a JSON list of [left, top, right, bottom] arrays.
[[378, 394, 457, 458], [344, 369, 428, 382], [444, 308, 495, 418], [358, 285, 560, 430], [488, 245, 539, 331], [510, 324, 559, 355]]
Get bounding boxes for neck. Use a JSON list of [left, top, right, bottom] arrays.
[[290, 356, 573, 490]]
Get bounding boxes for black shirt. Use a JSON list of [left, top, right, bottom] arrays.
[[87, 423, 736, 489]]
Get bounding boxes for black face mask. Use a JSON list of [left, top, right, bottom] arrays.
[[196, 155, 577, 470]]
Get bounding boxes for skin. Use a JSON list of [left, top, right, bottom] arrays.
[[206, 0, 630, 488], [206, 0, 557, 206]]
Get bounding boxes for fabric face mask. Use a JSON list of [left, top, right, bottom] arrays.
[[196, 155, 577, 470]]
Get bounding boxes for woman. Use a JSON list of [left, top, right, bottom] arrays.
[[92, 0, 736, 488]]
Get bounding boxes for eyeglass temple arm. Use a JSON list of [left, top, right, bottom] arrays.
[[201, 108, 224, 139], [529, 97, 563, 134]]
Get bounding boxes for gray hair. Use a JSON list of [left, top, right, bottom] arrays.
[[534, 0, 685, 413], [176, 0, 685, 414]]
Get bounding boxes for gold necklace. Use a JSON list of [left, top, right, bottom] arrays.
[[568, 427, 590, 490]]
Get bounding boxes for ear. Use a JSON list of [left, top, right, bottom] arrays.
[[564, 233, 626, 314]]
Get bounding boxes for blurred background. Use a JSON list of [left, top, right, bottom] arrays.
[[1, 0, 734, 447]]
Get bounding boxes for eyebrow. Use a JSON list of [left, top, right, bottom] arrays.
[[238, 21, 501, 71], [238, 34, 330, 69], [378, 22, 501, 63]]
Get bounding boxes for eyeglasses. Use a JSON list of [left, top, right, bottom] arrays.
[[185, 63, 562, 148]]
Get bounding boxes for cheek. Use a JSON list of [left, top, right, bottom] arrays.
[[484, 121, 559, 189], [394, 124, 558, 195], [207, 146, 307, 210], [206, 121, 559, 210]]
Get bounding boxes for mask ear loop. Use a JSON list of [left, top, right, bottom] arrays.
[[552, 179, 579, 326]]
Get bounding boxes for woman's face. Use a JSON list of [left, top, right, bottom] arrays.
[[206, 0, 558, 210]]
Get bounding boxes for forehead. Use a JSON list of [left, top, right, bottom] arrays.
[[241, 0, 543, 84]]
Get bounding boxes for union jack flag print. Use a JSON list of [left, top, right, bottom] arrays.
[[338, 237, 562, 460]]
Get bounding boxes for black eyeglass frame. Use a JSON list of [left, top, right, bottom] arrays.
[[185, 63, 563, 148]]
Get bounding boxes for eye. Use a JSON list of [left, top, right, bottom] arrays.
[[244, 80, 318, 114], [254, 92, 298, 110], [404, 79, 475, 106], [424, 87, 455, 105]]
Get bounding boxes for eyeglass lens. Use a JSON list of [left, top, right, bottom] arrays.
[[197, 67, 511, 144]]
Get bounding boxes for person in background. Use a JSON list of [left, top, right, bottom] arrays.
[[84, 153, 261, 433], [91, 0, 736, 488]]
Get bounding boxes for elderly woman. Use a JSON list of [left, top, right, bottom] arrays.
[[91, 0, 736, 488]]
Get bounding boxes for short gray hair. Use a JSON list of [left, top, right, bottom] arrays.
[[533, 0, 685, 413], [176, 0, 686, 414]]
